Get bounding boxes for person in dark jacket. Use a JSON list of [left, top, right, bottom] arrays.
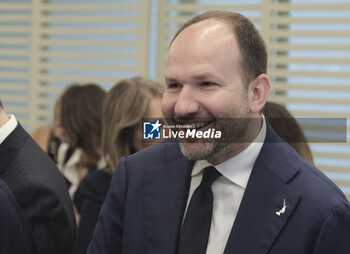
[[0, 99, 76, 254]]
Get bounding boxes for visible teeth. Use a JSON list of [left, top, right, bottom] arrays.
[[187, 123, 196, 129], [196, 122, 207, 128], [186, 121, 210, 129]]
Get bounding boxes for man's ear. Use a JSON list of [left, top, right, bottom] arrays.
[[249, 74, 271, 113]]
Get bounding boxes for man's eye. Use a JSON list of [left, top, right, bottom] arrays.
[[167, 83, 182, 89], [200, 82, 216, 87]]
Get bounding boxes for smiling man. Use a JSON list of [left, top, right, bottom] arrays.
[[163, 15, 267, 165], [88, 11, 350, 254]]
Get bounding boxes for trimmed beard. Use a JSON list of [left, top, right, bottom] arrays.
[[179, 114, 250, 162]]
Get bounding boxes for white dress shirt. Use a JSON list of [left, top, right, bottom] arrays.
[[0, 114, 18, 145], [184, 117, 266, 254]]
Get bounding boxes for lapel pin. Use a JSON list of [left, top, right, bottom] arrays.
[[276, 198, 287, 216]]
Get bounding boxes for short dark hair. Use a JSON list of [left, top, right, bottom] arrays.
[[0, 99, 3, 109], [171, 10, 267, 86]]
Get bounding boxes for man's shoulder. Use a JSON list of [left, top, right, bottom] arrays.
[[10, 133, 62, 179], [262, 141, 347, 208], [257, 126, 348, 207], [3, 123, 52, 162], [1, 124, 72, 204], [297, 160, 347, 208], [1, 124, 59, 178]]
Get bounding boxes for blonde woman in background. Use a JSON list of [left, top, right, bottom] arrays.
[[77, 76, 164, 254]]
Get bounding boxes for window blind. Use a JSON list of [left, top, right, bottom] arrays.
[[0, 0, 151, 129]]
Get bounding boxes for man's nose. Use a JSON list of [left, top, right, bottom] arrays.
[[174, 86, 200, 117]]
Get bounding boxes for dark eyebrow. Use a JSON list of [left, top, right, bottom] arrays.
[[165, 77, 178, 83], [194, 72, 212, 78], [193, 73, 223, 83], [165, 73, 224, 84]]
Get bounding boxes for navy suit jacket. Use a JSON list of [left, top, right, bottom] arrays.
[[0, 179, 37, 254], [88, 122, 350, 254], [0, 123, 77, 254]]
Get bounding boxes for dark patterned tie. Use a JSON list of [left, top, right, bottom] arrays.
[[178, 166, 221, 254]]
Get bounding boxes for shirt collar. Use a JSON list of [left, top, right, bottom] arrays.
[[192, 116, 266, 189], [0, 114, 18, 144]]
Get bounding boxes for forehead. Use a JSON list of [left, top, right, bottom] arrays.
[[170, 19, 235, 52], [166, 19, 242, 81]]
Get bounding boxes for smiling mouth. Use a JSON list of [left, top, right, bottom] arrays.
[[176, 120, 214, 130]]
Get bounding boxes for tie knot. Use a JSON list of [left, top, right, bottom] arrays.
[[200, 166, 221, 188]]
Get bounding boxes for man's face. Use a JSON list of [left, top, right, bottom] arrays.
[[163, 20, 252, 164]]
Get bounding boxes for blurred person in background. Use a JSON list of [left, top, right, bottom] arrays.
[[263, 101, 314, 165], [52, 91, 81, 198], [0, 99, 76, 254], [55, 84, 106, 221], [78, 76, 164, 254]]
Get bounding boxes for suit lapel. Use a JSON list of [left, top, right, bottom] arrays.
[[224, 159, 301, 254], [224, 122, 302, 254], [143, 142, 193, 254]]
